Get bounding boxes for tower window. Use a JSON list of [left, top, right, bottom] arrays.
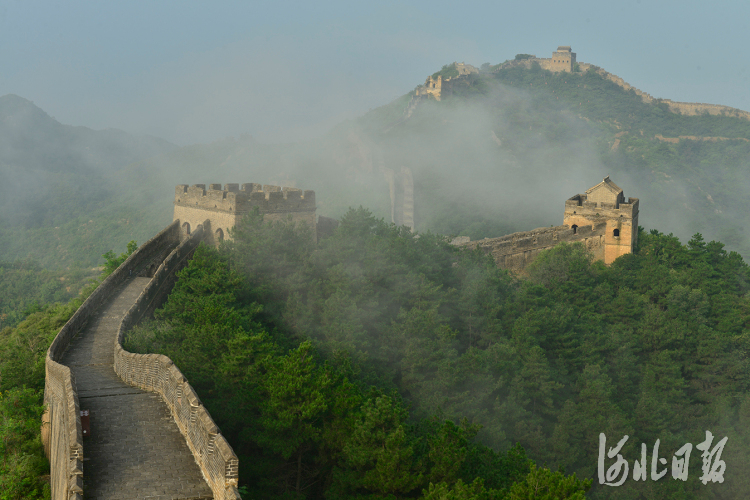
[[572, 224, 578, 234], [613, 228, 620, 237]]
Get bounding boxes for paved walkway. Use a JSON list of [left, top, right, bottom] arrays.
[[62, 277, 212, 500]]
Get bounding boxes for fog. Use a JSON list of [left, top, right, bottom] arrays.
[[2, 2, 750, 145], [4, 5, 750, 498], [3, 0, 748, 265]]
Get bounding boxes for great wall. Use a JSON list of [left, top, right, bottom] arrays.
[[414, 46, 750, 121], [43, 176, 638, 497], [41, 43, 661, 496], [452, 176, 639, 271], [44, 220, 240, 499]]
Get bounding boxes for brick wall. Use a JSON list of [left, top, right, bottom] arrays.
[[174, 183, 317, 244], [44, 220, 181, 500], [455, 224, 607, 272], [113, 221, 241, 500]]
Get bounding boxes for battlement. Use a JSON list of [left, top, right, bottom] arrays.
[[174, 183, 318, 245], [174, 183, 315, 214], [564, 193, 639, 217], [563, 177, 639, 264], [415, 75, 443, 100], [455, 177, 639, 270]]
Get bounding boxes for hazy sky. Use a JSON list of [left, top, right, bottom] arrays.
[[1, 0, 748, 145]]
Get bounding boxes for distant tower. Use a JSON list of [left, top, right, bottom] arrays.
[[550, 46, 577, 73], [563, 177, 639, 264], [416, 75, 443, 100]]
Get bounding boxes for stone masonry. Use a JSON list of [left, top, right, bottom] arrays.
[[62, 278, 213, 499], [563, 176, 639, 264], [44, 221, 240, 500], [174, 183, 317, 244], [455, 177, 638, 271]]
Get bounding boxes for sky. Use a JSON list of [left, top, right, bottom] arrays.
[[1, 0, 748, 145]]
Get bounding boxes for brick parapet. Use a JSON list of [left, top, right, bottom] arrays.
[[175, 183, 317, 245], [114, 221, 241, 500], [175, 183, 315, 215], [564, 194, 639, 219], [455, 223, 607, 271], [44, 220, 180, 500]]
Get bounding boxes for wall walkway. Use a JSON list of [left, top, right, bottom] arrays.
[[62, 278, 213, 499], [454, 223, 606, 272], [44, 220, 240, 499]]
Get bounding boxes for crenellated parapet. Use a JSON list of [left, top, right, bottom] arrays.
[[175, 183, 315, 214], [563, 176, 639, 264], [455, 177, 639, 271], [454, 223, 608, 271], [174, 183, 317, 244]]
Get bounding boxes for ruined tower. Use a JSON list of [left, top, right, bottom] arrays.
[[563, 176, 639, 264], [173, 183, 317, 244], [415, 75, 443, 100]]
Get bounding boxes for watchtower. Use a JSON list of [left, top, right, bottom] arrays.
[[563, 176, 639, 264], [416, 75, 443, 100], [549, 46, 577, 73], [173, 183, 317, 244]]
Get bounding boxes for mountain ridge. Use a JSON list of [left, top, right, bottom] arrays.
[[3, 56, 750, 267]]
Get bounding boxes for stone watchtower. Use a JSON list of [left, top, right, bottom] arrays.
[[415, 75, 443, 100], [549, 46, 576, 72], [563, 176, 639, 264], [173, 183, 317, 244]]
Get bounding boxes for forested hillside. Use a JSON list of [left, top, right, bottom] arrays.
[[124, 210, 750, 498], [350, 62, 750, 259], [0, 94, 176, 268], [3, 57, 750, 498]]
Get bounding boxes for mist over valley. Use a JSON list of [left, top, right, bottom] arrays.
[[3, 37, 750, 498]]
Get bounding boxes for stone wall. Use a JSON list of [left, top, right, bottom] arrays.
[[564, 192, 639, 265], [114, 221, 241, 500], [455, 224, 607, 272], [499, 50, 750, 121], [589, 65, 750, 120], [415, 75, 443, 100], [174, 183, 317, 244], [44, 220, 181, 500]]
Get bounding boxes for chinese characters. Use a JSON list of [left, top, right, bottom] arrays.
[[598, 431, 727, 486]]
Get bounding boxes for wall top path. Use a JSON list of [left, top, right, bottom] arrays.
[[61, 278, 213, 499], [44, 220, 181, 500]]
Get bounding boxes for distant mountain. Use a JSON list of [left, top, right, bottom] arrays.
[[4, 55, 750, 267], [118, 61, 750, 260], [0, 94, 173, 174], [0, 94, 177, 266], [342, 61, 750, 259]]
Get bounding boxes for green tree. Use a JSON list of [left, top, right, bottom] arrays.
[[101, 239, 138, 277]]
